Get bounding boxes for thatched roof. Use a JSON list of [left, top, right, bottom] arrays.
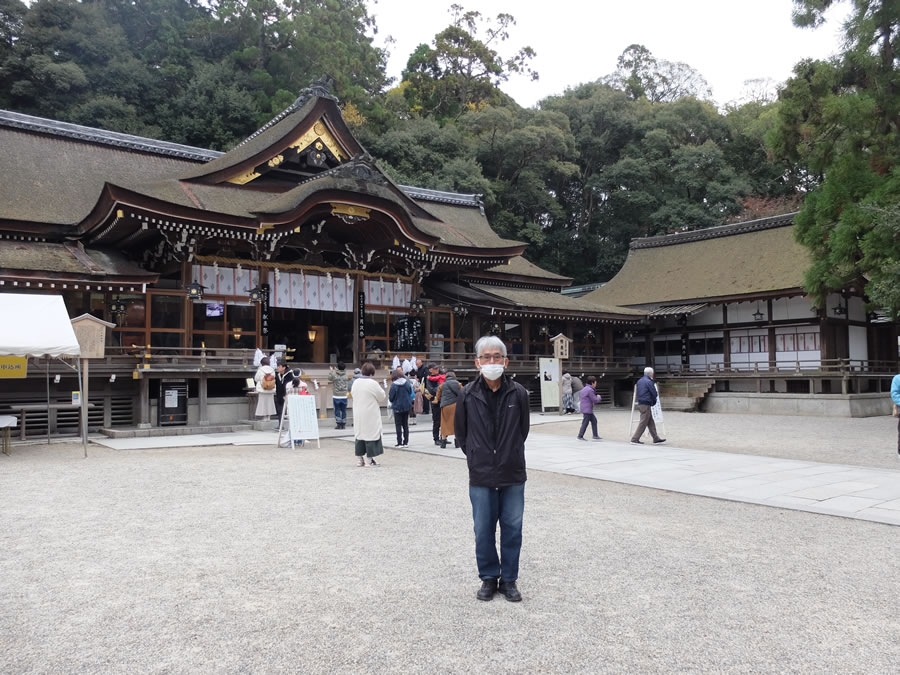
[[584, 214, 806, 307]]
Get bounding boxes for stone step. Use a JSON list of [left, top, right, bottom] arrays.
[[660, 396, 698, 412], [99, 424, 253, 439]]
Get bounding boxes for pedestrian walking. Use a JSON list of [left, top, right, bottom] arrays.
[[891, 372, 900, 455], [253, 356, 277, 419], [561, 370, 576, 414], [434, 370, 462, 448], [388, 368, 413, 448], [351, 362, 386, 466], [576, 375, 603, 441], [631, 367, 666, 445], [455, 335, 530, 603]]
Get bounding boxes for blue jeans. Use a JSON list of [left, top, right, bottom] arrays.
[[469, 483, 525, 582], [333, 397, 347, 425]]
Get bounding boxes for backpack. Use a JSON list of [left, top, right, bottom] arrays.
[[262, 373, 276, 391]]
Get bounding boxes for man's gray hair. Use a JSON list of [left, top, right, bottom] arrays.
[[475, 335, 507, 358], [644, 366, 654, 376]]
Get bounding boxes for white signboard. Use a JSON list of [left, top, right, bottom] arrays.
[[279, 395, 320, 447], [165, 389, 179, 409], [538, 357, 560, 410]]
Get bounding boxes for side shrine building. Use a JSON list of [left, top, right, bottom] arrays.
[[584, 215, 898, 416], [0, 84, 644, 435]]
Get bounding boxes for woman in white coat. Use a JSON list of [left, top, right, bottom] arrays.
[[352, 361, 386, 466], [254, 357, 277, 419]]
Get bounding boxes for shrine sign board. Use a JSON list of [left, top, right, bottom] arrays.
[[70, 314, 116, 359]]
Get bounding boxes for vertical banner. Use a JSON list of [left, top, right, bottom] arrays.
[[681, 332, 689, 365], [538, 357, 560, 410], [319, 276, 333, 312], [357, 291, 366, 338], [261, 283, 270, 336]]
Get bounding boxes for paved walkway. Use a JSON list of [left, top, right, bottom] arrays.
[[92, 412, 900, 526], [396, 414, 900, 527]]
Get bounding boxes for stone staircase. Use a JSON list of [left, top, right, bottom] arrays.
[[99, 423, 253, 439], [656, 379, 716, 412]]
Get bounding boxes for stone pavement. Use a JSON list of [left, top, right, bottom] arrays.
[[395, 413, 900, 527]]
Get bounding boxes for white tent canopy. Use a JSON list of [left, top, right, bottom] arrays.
[[0, 293, 81, 357]]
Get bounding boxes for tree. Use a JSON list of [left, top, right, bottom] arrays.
[[769, 1, 900, 315], [401, 4, 536, 120], [602, 44, 713, 103]]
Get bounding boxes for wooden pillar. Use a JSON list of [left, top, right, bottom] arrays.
[[198, 373, 209, 426], [352, 272, 362, 365], [137, 376, 151, 428], [603, 325, 613, 360], [521, 318, 531, 356]]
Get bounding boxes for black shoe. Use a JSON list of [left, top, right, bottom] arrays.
[[434, 440, 441, 446], [476, 579, 498, 601], [631, 440, 644, 445], [577, 436, 587, 441], [440, 439, 448, 449], [498, 580, 522, 602], [653, 438, 667, 444]]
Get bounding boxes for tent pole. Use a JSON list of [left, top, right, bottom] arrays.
[[46, 358, 50, 445], [78, 357, 87, 458]]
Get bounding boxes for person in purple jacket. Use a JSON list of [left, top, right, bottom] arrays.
[[577, 375, 603, 441]]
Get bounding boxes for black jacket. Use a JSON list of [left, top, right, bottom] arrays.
[[455, 375, 530, 488], [275, 370, 294, 399]]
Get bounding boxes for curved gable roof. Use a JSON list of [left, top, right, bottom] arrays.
[[585, 214, 806, 307]]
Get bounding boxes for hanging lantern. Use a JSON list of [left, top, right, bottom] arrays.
[[186, 282, 205, 301]]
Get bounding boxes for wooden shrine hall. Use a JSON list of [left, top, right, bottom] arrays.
[[0, 81, 644, 434]]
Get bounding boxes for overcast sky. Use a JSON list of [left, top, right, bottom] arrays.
[[369, 0, 850, 108]]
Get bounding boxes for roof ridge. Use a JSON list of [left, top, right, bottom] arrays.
[[234, 77, 338, 149], [630, 212, 798, 250], [0, 109, 221, 162]]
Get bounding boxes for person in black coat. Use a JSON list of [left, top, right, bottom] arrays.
[[388, 369, 413, 448], [455, 335, 530, 604], [274, 362, 294, 422]]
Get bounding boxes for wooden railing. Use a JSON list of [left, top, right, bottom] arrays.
[[653, 358, 898, 378]]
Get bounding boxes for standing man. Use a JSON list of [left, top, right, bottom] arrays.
[[631, 367, 666, 445], [424, 363, 443, 446], [455, 335, 530, 603]]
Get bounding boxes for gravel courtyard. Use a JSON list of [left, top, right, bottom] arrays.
[[2, 433, 900, 673]]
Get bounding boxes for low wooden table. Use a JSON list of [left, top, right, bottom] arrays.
[[11, 403, 95, 441], [0, 415, 17, 455]]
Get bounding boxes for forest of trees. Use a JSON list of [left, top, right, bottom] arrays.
[[0, 0, 897, 314]]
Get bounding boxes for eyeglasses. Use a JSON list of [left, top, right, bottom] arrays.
[[477, 353, 506, 363]]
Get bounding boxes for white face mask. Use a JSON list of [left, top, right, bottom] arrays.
[[479, 363, 505, 381]]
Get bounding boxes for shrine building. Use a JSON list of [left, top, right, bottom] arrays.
[[0, 82, 644, 435]]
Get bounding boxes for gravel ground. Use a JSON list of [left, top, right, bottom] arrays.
[[2, 440, 900, 673], [533, 410, 900, 469]]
